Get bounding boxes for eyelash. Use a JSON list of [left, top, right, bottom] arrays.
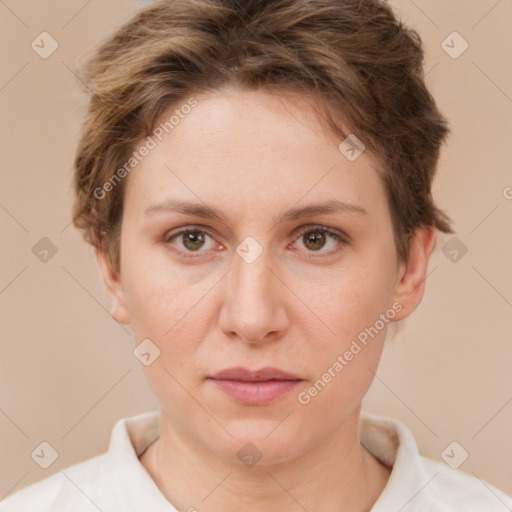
[[164, 225, 348, 259]]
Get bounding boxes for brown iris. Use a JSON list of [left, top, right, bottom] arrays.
[[182, 230, 206, 251], [303, 230, 327, 251]]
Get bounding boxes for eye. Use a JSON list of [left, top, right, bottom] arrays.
[[163, 225, 346, 259], [291, 225, 346, 254], [165, 227, 220, 256]]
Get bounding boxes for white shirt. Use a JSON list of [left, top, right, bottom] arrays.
[[1, 410, 510, 511]]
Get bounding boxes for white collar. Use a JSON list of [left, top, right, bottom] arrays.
[[106, 409, 430, 511]]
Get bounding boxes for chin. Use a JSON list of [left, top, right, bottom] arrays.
[[206, 422, 312, 467]]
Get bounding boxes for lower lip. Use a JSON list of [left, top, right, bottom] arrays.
[[210, 379, 302, 405]]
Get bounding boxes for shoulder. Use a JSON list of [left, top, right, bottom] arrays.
[[0, 453, 111, 512], [0, 410, 162, 512], [417, 455, 512, 511], [360, 411, 512, 511]]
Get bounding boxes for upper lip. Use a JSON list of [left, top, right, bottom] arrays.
[[210, 367, 302, 382]]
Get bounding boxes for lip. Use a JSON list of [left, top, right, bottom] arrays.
[[208, 367, 303, 405], [211, 367, 301, 381]]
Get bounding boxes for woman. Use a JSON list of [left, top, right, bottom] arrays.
[[2, 0, 510, 510]]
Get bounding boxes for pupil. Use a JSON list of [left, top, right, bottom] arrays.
[[304, 231, 326, 250]]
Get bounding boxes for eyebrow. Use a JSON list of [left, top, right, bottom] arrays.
[[144, 198, 367, 224]]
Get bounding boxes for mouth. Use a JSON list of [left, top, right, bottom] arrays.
[[208, 367, 303, 405]]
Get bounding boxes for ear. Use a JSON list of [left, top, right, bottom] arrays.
[[391, 225, 436, 322], [94, 246, 131, 325]]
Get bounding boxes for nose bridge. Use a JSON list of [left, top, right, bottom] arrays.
[[233, 251, 272, 300], [219, 247, 287, 343]]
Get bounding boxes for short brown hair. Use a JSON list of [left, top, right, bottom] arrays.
[[72, 0, 453, 272]]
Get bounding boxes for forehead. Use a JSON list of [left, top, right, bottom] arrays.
[[124, 87, 388, 223]]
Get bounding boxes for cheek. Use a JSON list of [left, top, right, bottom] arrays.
[[127, 279, 211, 349], [293, 267, 392, 411], [295, 332, 385, 431], [121, 242, 204, 336], [122, 252, 224, 383], [290, 257, 395, 406], [291, 254, 396, 344], [124, 261, 217, 417]]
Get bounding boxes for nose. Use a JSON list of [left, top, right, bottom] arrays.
[[218, 250, 290, 345]]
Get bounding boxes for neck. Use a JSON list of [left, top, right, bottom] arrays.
[[140, 409, 391, 512]]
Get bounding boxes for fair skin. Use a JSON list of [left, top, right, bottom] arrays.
[[96, 86, 435, 512]]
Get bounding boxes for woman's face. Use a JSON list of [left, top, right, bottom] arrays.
[[99, 87, 430, 464]]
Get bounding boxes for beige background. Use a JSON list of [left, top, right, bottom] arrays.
[[1, 0, 511, 501]]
